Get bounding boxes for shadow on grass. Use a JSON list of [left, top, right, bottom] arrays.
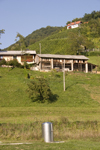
[[31, 94, 59, 103], [65, 82, 78, 90], [49, 93, 59, 103]]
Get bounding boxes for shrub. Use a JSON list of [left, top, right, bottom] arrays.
[[27, 77, 52, 103], [82, 51, 100, 56], [0, 59, 7, 66], [23, 62, 30, 69], [7, 59, 22, 68]]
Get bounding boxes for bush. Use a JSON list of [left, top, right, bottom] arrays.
[[23, 62, 30, 69], [0, 59, 7, 66], [82, 51, 100, 56], [7, 59, 22, 68], [27, 77, 52, 103], [89, 51, 100, 56]]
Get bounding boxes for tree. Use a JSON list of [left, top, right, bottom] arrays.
[[66, 31, 94, 54], [66, 21, 71, 25], [15, 32, 25, 50], [72, 18, 82, 22], [7, 59, 22, 68], [27, 77, 52, 103], [0, 59, 6, 66], [0, 29, 5, 45]]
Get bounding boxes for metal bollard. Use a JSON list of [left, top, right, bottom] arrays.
[[42, 122, 53, 143]]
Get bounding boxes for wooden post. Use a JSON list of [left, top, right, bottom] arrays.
[[39, 43, 41, 54], [51, 59, 53, 69], [96, 66, 97, 74], [81, 63, 82, 72], [71, 60, 73, 71], [39, 58, 42, 70], [63, 59, 65, 91]]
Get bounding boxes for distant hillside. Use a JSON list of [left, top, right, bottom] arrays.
[[6, 26, 63, 50], [27, 27, 95, 55], [28, 11, 100, 55], [5, 10, 100, 55]]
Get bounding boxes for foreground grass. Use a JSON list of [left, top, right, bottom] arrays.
[[0, 107, 100, 142], [0, 140, 100, 150]]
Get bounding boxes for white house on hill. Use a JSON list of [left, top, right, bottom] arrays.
[[67, 21, 82, 29]]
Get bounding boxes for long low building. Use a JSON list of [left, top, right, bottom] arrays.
[[0, 51, 97, 73], [35, 54, 97, 73], [0, 50, 36, 64]]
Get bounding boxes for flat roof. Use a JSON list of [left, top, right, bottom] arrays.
[[37, 54, 89, 60], [0, 50, 36, 55]]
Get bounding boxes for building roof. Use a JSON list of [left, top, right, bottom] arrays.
[[37, 54, 89, 60], [67, 21, 82, 26], [0, 50, 36, 56]]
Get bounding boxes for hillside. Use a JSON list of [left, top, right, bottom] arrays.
[[5, 11, 100, 56], [0, 67, 100, 107], [6, 26, 63, 50], [27, 27, 94, 54]]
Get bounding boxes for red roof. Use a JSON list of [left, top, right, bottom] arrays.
[[67, 21, 82, 26]]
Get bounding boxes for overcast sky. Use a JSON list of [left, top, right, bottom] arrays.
[[0, 0, 100, 49]]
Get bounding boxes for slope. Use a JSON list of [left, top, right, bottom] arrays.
[[6, 26, 63, 50], [27, 27, 94, 55], [0, 67, 100, 107]]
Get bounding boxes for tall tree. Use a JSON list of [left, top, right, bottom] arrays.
[[15, 32, 25, 50], [0, 29, 5, 45]]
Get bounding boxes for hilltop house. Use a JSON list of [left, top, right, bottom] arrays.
[[67, 21, 82, 29], [35, 54, 96, 73], [0, 50, 36, 64]]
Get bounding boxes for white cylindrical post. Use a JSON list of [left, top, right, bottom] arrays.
[[85, 63, 88, 73], [42, 122, 53, 143]]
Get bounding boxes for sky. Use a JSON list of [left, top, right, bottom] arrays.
[[0, 0, 100, 49]]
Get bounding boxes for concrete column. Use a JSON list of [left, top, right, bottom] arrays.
[[85, 63, 88, 73], [71, 60, 73, 71], [39, 58, 42, 70], [51, 59, 53, 69]]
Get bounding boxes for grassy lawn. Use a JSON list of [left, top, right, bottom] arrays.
[[0, 107, 100, 143], [88, 56, 100, 64], [0, 67, 100, 107], [0, 140, 100, 150], [0, 67, 100, 148]]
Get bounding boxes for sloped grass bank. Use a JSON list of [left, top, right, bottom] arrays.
[[0, 67, 100, 107]]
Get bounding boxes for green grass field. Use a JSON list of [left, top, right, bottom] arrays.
[[0, 67, 100, 107], [88, 56, 100, 65], [0, 140, 100, 150], [0, 67, 100, 149]]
